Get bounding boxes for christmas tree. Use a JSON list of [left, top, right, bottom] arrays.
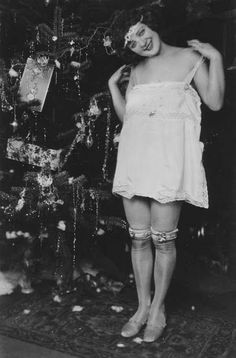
[[0, 0, 130, 297]]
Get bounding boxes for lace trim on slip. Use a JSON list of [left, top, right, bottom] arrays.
[[112, 185, 209, 209], [125, 111, 199, 121]]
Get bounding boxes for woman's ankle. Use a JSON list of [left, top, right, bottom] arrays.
[[138, 300, 151, 311], [132, 302, 151, 320], [148, 302, 165, 321]]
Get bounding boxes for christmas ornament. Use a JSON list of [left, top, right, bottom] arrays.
[[103, 36, 112, 48], [37, 171, 53, 187], [57, 220, 66, 231], [103, 35, 116, 55], [15, 188, 26, 211], [85, 131, 94, 149], [8, 67, 19, 78], [18, 57, 54, 112], [36, 54, 49, 67], [54, 59, 61, 69], [10, 119, 18, 131], [88, 98, 101, 118]]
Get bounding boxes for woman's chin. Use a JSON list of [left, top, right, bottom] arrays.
[[143, 50, 159, 58]]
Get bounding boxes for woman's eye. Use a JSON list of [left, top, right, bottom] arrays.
[[139, 29, 145, 36], [129, 41, 137, 49]]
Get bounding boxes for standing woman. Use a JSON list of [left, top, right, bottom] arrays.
[[108, 5, 225, 342]]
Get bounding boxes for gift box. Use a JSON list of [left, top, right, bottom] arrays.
[[18, 57, 54, 112], [6, 138, 62, 171]]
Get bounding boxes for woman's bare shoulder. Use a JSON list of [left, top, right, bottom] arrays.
[[176, 47, 202, 65]]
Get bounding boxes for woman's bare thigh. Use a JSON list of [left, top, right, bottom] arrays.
[[150, 200, 183, 232], [123, 196, 151, 229]]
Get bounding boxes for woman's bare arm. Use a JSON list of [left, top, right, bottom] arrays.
[[108, 65, 128, 122], [188, 40, 225, 111]]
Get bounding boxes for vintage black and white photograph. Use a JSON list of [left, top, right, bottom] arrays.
[[0, 0, 236, 357]]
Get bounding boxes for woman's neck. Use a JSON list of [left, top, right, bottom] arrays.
[[144, 43, 176, 64], [159, 41, 175, 57]]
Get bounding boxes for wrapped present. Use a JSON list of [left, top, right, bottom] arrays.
[[6, 138, 62, 171], [18, 57, 54, 112]]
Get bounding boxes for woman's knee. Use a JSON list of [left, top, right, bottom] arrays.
[[150, 227, 178, 251], [128, 227, 152, 251]]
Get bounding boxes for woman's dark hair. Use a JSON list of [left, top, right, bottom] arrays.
[[109, 4, 171, 64]]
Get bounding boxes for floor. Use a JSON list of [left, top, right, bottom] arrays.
[[0, 335, 77, 358], [1, 259, 236, 358], [0, 281, 236, 358]]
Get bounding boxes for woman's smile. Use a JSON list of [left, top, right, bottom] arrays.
[[143, 39, 153, 51]]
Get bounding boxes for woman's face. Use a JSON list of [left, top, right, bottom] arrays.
[[125, 23, 161, 57]]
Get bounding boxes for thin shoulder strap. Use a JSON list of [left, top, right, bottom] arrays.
[[125, 66, 136, 98], [131, 66, 137, 86], [125, 66, 136, 99], [184, 56, 205, 84]]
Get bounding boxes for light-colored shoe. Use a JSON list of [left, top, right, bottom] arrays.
[[143, 313, 166, 343], [121, 312, 149, 338]]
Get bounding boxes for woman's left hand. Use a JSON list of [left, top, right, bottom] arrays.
[[187, 39, 222, 61]]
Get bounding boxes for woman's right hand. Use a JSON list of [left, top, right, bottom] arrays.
[[108, 65, 130, 88]]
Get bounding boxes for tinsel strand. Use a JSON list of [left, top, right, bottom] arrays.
[[60, 130, 84, 169], [102, 105, 111, 181], [95, 194, 100, 235], [55, 229, 62, 281], [72, 181, 78, 267]]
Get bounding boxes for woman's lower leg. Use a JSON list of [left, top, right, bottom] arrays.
[[149, 201, 181, 319], [122, 197, 153, 326], [130, 228, 153, 320], [150, 240, 176, 322], [121, 227, 153, 337], [143, 227, 178, 342]]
